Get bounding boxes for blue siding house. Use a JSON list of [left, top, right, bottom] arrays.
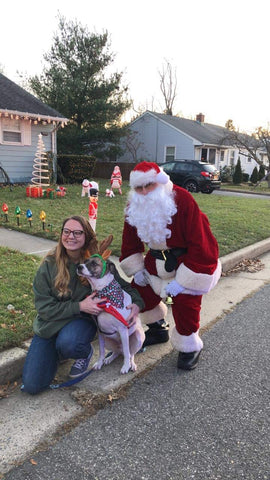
[[0, 73, 68, 183], [119, 111, 266, 177]]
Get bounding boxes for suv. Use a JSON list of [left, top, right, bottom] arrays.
[[161, 160, 221, 194]]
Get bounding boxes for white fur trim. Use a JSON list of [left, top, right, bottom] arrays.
[[140, 301, 168, 324], [175, 259, 222, 294], [170, 328, 203, 352], [130, 169, 158, 188], [130, 168, 169, 188], [156, 170, 170, 184], [119, 253, 144, 277]]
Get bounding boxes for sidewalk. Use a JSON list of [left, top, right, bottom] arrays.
[[1, 227, 270, 475]]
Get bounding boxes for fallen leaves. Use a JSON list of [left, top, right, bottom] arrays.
[[222, 258, 264, 277], [0, 381, 18, 399]]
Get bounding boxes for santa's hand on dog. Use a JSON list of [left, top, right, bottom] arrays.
[[126, 303, 141, 326], [79, 292, 106, 315]]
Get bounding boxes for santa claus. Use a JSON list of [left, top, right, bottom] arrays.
[[119, 161, 221, 370]]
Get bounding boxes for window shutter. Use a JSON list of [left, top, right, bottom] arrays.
[[0, 118, 2, 144], [22, 120, 31, 145]]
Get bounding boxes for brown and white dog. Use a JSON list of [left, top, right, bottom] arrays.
[[77, 255, 145, 374]]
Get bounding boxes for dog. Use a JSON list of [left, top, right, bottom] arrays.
[[77, 255, 145, 374]]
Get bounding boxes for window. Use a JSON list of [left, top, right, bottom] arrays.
[[220, 150, 225, 162], [165, 146, 175, 162], [2, 118, 22, 143], [229, 150, 235, 165]]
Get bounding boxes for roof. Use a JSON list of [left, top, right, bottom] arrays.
[[136, 111, 233, 146], [0, 73, 68, 122]]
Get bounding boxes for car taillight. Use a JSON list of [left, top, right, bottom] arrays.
[[201, 171, 211, 178]]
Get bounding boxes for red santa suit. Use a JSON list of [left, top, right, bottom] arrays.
[[120, 162, 221, 354]]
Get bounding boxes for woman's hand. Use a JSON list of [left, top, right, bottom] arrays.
[[79, 292, 106, 315], [126, 303, 141, 327]]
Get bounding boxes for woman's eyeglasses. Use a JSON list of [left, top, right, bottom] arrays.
[[62, 228, 85, 238]]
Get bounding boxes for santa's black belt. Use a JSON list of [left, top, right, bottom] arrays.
[[149, 248, 187, 272]]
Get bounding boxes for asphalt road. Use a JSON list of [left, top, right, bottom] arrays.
[[4, 283, 270, 480], [213, 189, 270, 199]]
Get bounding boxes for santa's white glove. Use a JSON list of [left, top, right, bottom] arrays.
[[134, 270, 149, 287], [166, 280, 185, 297]]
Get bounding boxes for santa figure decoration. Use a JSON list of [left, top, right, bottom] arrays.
[[119, 161, 221, 371], [110, 165, 122, 195], [81, 179, 91, 197], [88, 181, 99, 231]]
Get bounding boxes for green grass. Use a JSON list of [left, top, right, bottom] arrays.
[[0, 181, 270, 351]]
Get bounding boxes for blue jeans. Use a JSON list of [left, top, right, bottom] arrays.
[[22, 315, 97, 395]]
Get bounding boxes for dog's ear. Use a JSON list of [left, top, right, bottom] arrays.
[[98, 234, 113, 260], [107, 260, 117, 276]]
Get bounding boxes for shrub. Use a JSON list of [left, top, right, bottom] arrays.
[[250, 166, 258, 184], [233, 158, 243, 184], [258, 164, 266, 181], [242, 173, 249, 183]]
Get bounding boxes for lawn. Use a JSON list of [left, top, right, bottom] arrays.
[[0, 181, 270, 351]]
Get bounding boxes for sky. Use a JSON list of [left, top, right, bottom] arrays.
[[1, 0, 270, 133]]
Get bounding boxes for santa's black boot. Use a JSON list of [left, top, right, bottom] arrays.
[[143, 319, 169, 347]]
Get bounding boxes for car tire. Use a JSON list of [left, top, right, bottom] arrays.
[[183, 180, 198, 193]]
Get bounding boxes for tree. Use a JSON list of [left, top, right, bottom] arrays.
[[27, 15, 131, 156], [258, 164, 265, 181], [250, 166, 258, 184], [158, 59, 177, 116], [221, 125, 270, 187], [233, 157, 243, 184]]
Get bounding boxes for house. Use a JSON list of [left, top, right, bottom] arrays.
[[119, 111, 267, 176], [0, 73, 68, 183]]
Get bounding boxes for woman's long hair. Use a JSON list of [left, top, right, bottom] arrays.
[[46, 215, 98, 297]]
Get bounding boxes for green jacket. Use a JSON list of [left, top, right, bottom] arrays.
[[33, 256, 144, 339]]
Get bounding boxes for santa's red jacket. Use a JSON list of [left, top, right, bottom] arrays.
[[120, 185, 221, 297]]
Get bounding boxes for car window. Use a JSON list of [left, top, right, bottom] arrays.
[[162, 163, 175, 173], [201, 164, 217, 173], [174, 163, 191, 172]]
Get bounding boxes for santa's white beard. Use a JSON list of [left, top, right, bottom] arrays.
[[126, 182, 177, 248]]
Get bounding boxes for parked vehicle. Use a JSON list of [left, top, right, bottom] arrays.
[[161, 160, 221, 194]]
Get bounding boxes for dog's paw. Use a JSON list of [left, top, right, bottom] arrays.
[[104, 352, 119, 365], [93, 360, 104, 370], [120, 362, 131, 374], [130, 360, 137, 371]]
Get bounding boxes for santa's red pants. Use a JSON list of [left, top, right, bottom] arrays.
[[131, 281, 202, 336]]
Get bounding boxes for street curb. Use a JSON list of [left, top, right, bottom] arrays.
[[1, 238, 270, 385]]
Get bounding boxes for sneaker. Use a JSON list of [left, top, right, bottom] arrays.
[[69, 346, 93, 378], [143, 320, 169, 347]]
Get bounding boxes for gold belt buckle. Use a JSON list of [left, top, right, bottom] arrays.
[[161, 250, 167, 261]]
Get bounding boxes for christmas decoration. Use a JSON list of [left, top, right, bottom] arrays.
[[88, 181, 99, 231], [39, 210, 46, 230], [15, 206, 21, 226], [110, 165, 122, 194], [81, 179, 91, 197], [106, 188, 115, 198], [30, 134, 50, 190], [2, 203, 8, 222], [26, 209, 33, 227]]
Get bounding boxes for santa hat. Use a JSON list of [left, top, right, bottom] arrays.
[[130, 161, 169, 188]]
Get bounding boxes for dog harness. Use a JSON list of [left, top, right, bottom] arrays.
[[98, 300, 129, 328]]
